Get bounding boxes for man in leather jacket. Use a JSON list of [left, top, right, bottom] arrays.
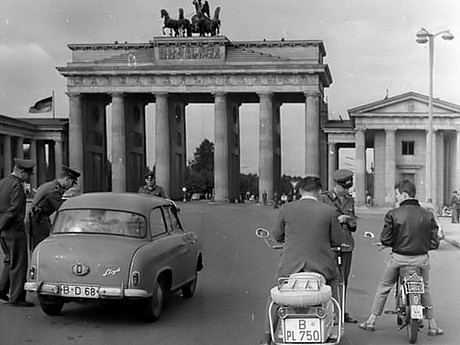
[[359, 179, 443, 336]]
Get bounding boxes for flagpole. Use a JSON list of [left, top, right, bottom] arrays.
[[52, 91, 55, 119]]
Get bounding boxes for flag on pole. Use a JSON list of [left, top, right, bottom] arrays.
[[29, 95, 53, 113]]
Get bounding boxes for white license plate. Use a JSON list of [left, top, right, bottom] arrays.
[[60, 284, 99, 298], [411, 305, 423, 319], [283, 318, 321, 343]]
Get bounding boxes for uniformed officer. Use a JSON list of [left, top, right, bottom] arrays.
[[29, 165, 80, 249], [138, 171, 166, 198], [319, 168, 358, 323], [0, 158, 35, 306]]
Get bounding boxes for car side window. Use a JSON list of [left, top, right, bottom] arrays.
[[149, 208, 167, 238], [163, 206, 183, 233]]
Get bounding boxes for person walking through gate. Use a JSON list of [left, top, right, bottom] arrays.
[[449, 190, 460, 223], [319, 168, 358, 323], [138, 171, 166, 198], [28, 165, 80, 249], [259, 176, 343, 345], [359, 179, 443, 336], [0, 158, 36, 306]]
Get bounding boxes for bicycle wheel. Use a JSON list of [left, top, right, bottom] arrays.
[[406, 307, 418, 344]]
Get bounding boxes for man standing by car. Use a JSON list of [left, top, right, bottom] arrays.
[[319, 168, 358, 323], [259, 176, 343, 345], [359, 179, 443, 336], [28, 165, 80, 249], [0, 158, 35, 307], [138, 171, 166, 198]]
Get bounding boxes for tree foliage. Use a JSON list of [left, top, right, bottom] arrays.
[[185, 139, 214, 194]]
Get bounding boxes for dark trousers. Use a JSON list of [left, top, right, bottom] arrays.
[[452, 207, 459, 223], [0, 237, 28, 303], [0, 239, 10, 295], [338, 251, 353, 312]]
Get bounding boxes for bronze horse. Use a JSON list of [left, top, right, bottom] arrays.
[[191, 1, 220, 37], [160, 9, 180, 37]]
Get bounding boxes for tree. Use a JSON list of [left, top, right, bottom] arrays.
[[185, 139, 214, 195]]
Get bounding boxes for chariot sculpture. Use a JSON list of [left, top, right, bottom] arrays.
[[160, 0, 221, 37]]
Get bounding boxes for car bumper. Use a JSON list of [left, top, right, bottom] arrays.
[[25, 282, 149, 298]]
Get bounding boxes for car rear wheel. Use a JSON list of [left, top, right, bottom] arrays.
[[38, 295, 64, 316], [181, 271, 198, 298], [140, 278, 165, 322]]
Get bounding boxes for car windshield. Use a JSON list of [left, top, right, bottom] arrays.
[[52, 209, 147, 238]]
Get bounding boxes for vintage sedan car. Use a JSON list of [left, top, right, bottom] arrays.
[[25, 192, 203, 321]]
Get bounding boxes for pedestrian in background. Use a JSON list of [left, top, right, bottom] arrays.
[[449, 190, 459, 223], [0, 158, 36, 307], [28, 165, 80, 249], [262, 190, 268, 206], [138, 171, 166, 198], [319, 168, 358, 323]]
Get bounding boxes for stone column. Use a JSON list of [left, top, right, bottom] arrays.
[[15, 137, 24, 158], [259, 92, 274, 200], [214, 93, 229, 202], [305, 91, 321, 176], [456, 130, 460, 191], [327, 142, 337, 190], [3, 135, 12, 175], [54, 139, 63, 179], [431, 130, 438, 204], [385, 129, 396, 205], [67, 92, 84, 190], [155, 93, 170, 197], [355, 129, 366, 205], [29, 139, 38, 189], [37, 142, 46, 185], [111, 93, 126, 193]]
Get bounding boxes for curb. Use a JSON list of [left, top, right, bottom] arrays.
[[443, 237, 460, 249]]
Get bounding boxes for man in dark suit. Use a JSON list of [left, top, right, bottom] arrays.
[[260, 176, 343, 345], [0, 158, 36, 307], [319, 169, 358, 323], [138, 171, 166, 198]]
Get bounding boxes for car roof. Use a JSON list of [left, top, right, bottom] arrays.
[[59, 192, 175, 216]]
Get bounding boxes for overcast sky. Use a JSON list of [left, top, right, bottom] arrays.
[[1, 0, 459, 175]]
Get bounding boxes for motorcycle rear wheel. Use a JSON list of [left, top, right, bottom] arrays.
[[406, 307, 418, 344]]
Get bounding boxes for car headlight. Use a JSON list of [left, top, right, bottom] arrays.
[[29, 265, 37, 280]]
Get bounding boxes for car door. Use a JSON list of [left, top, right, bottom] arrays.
[[162, 205, 198, 289]]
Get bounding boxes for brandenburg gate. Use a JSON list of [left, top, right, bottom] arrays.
[[58, 36, 332, 201]]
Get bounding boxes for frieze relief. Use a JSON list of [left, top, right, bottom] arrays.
[[69, 73, 317, 88], [159, 45, 221, 60]]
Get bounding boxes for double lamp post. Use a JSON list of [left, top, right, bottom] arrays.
[[416, 28, 454, 203]]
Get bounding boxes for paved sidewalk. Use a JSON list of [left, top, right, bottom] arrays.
[[356, 206, 460, 249]]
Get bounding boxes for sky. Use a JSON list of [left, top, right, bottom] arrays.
[[1, 0, 460, 175]]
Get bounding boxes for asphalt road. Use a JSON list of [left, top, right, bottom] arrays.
[[0, 202, 459, 345]]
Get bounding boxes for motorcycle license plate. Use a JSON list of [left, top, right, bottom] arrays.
[[411, 305, 423, 319], [283, 318, 321, 343], [60, 284, 99, 298]]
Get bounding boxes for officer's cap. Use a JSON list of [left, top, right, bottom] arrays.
[[14, 158, 35, 174], [333, 169, 353, 189], [62, 165, 81, 182], [144, 170, 155, 179]]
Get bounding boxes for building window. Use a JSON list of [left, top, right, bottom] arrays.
[[402, 141, 414, 155]]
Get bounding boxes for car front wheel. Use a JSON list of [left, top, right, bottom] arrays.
[[38, 295, 64, 315], [140, 278, 165, 322]]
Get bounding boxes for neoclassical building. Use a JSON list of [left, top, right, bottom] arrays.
[[56, 36, 332, 200], [326, 91, 460, 206], [0, 115, 68, 187]]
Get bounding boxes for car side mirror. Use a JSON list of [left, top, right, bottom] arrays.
[[255, 228, 270, 239]]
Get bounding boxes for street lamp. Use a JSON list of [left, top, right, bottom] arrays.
[[416, 27, 454, 203]]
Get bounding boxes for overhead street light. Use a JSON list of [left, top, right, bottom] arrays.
[[416, 27, 454, 203]]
